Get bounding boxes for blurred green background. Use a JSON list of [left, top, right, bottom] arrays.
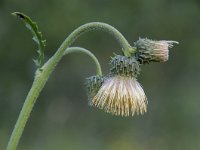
[[0, 0, 200, 149]]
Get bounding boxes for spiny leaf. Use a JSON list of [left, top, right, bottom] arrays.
[[12, 12, 46, 68]]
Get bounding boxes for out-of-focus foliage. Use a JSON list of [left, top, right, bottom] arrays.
[[0, 0, 200, 149]]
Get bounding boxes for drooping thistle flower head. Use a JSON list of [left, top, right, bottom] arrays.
[[134, 38, 178, 64], [86, 55, 147, 117]]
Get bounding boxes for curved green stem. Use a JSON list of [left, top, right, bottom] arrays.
[[65, 22, 132, 56], [7, 22, 131, 150], [64, 47, 102, 76]]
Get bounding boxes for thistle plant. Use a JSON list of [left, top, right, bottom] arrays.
[[6, 12, 178, 150]]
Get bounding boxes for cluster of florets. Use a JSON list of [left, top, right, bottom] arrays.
[[134, 38, 178, 64], [86, 38, 178, 117]]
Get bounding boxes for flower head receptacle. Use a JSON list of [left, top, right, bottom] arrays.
[[87, 55, 147, 117], [134, 38, 178, 64]]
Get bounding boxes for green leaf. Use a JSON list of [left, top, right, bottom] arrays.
[[12, 12, 46, 68]]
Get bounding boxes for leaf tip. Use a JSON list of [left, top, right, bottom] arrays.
[[12, 12, 25, 19]]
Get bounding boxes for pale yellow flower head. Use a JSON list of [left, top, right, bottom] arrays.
[[92, 75, 147, 116], [87, 55, 147, 117], [134, 38, 178, 64]]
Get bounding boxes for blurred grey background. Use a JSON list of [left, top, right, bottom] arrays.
[[0, 0, 200, 149]]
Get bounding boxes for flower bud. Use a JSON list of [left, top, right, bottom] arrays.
[[85, 75, 104, 105], [134, 38, 178, 64]]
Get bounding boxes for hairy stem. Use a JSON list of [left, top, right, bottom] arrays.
[[7, 22, 131, 150], [64, 47, 102, 76], [65, 22, 132, 56]]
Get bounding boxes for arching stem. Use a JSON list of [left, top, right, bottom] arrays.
[[64, 47, 102, 76], [7, 22, 131, 150]]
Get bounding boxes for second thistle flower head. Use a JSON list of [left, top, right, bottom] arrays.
[[134, 38, 178, 64], [87, 55, 147, 117]]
